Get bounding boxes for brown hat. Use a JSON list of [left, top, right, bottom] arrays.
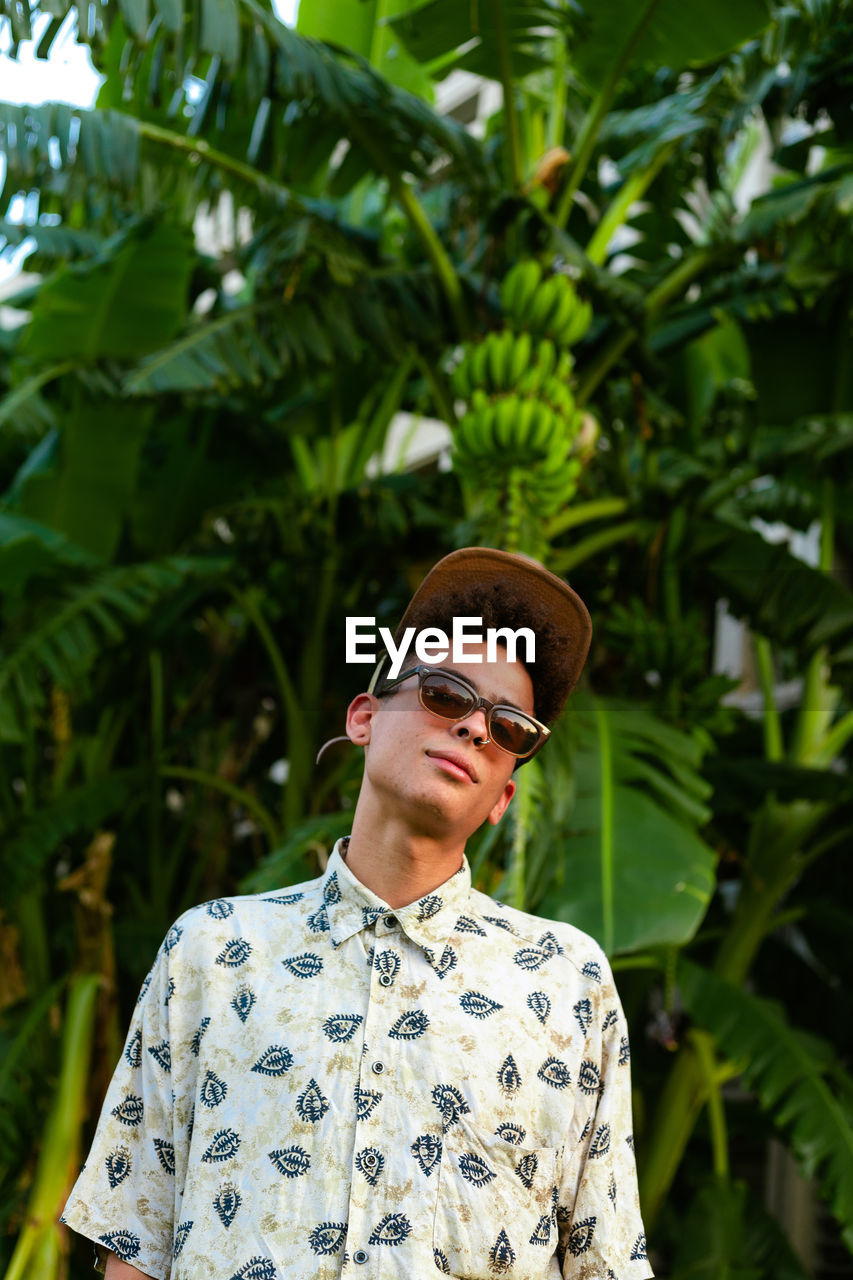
[[386, 547, 592, 724], [316, 547, 592, 764]]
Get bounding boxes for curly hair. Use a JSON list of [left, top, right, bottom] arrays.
[[392, 580, 567, 725]]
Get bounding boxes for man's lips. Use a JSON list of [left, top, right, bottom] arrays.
[[426, 750, 478, 783]]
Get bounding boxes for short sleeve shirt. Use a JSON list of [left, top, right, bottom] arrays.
[[62, 840, 653, 1280]]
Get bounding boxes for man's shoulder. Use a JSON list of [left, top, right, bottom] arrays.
[[163, 871, 327, 953], [467, 887, 610, 982]]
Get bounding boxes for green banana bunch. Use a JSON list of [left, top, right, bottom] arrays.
[[500, 261, 593, 350], [451, 329, 534, 398], [450, 262, 595, 521], [454, 393, 567, 467]]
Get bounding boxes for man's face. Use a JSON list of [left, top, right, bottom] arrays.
[[346, 640, 535, 842]]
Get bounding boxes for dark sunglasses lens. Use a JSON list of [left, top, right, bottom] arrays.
[[420, 673, 476, 719], [490, 709, 542, 758]]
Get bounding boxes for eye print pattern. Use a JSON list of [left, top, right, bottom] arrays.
[[569, 1216, 597, 1256], [202, 1129, 241, 1163], [527, 991, 551, 1025], [200, 1070, 228, 1107], [269, 1146, 311, 1178], [173, 1221, 193, 1257], [368, 1212, 412, 1245], [153, 1138, 175, 1174], [296, 1079, 329, 1122], [229, 1258, 277, 1280], [355, 1146, 384, 1185], [282, 953, 323, 979], [99, 1230, 141, 1260], [124, 1029, 142, 1069], [105, 1147, 131, 1187], [216, 939, 252, 968], [574, 997, 593, 1033], [147, 1040, 171, 1072], [323, 1013, 363, 1042], [206, 899, 234, 919], [214, 1183, 242, 1228], [431, 1084, 470, 1130], [489, 1228, 516, 1273], [251, 1046, 293, 1077], [495, 1123, 526, 1146], [111, 1095, 143, 1127], [460, 990, 502, 1019], [306, 906, 329, 934], [497, 1054, 522, 1094], [191, 1017, 211, 1054], [410, 1133, 441, 1177], [308, 1223, 347, 1256], [459, 1151, 496, 1187], [515, 1152, 538, 1188], [388, 1009, 429, 1039]]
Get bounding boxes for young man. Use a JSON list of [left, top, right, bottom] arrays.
[[63, 547, 653, 1280]]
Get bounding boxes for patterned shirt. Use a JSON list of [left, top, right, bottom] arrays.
[[62, 839, 653, 1280]]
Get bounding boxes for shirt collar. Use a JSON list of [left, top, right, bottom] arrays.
[[320, 837, 472, 960]]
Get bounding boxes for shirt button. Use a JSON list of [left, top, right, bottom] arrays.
[[378, 973, 393, 988], [371, 1060, 385, 1075], [384, 915, 397, 928], [353, 1250, 369, 1265]]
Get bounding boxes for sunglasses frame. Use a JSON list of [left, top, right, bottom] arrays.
[[373, 664, 551, 761]]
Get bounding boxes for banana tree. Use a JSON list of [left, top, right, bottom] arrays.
[[3, 0, 853, 1273]]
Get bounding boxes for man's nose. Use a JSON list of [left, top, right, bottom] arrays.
[[452, 706, 490, 746]]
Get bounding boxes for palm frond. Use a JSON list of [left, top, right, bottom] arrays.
[[2, 3, 484, 191], [0, 556, 227, 742], [680, 958, 853, 1252], [0, 218, 105, 265], [1, 770, 147, 899], [124, 268, 439, 394], [0, 512, 97, 596]]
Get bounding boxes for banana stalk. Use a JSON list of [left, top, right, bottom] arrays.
[[4, 973, 101, 1280]]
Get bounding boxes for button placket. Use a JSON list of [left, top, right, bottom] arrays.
[[347, 914, 401, 1269]]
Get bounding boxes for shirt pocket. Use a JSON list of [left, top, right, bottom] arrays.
[[432, 1116, 560, 1278]]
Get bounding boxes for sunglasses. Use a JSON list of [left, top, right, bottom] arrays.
[[374, 665, 550, 761]]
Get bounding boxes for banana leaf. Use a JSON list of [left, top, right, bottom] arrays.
[[680, 958, 853, 1252], [0, 557, 227, 742], [572, 0, 771, 91], [21, 223, 192, 362], [537, 693, 716, 954], [687, 519, 853, 664], [296, 0, 434, 99]]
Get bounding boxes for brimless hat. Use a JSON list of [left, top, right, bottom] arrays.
[[385, 547, 592, 724]]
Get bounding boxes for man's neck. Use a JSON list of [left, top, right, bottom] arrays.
[[343, 807, 465, 909]]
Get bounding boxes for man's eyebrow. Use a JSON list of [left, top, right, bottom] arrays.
[[440, 666, 526, 713]]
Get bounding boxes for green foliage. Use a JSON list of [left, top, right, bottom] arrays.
[[680, 960, 853, 1252], [670, 1175, 811, 1280], [537, 694, 716, 953], [0, 556, 225, 741], [0, 0, 852, 1273], [21, 223, 192, 362]]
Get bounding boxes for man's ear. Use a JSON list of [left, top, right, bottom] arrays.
[[346, 693, 377, 747], [486, 777, 516, 826]]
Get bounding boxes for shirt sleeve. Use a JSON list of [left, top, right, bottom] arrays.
[[557, 957, 654, 1279], [62, 936, 180, 1280]]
